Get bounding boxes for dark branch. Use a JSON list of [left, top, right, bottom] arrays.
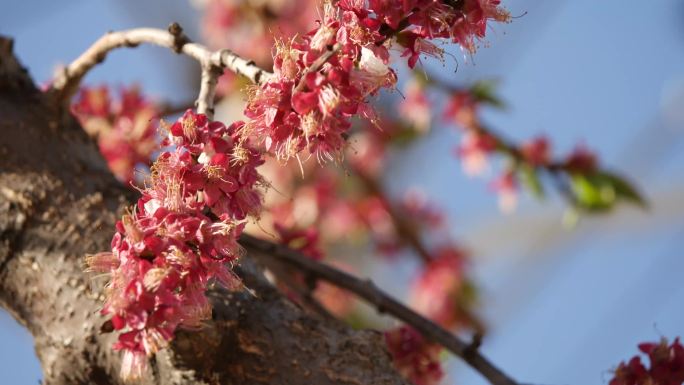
[[240, 233, 520, 385]]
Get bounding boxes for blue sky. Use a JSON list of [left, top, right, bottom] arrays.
[[1, 1, 683, 384]]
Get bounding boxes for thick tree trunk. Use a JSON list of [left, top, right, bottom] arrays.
[[0, 36, 407, 385]]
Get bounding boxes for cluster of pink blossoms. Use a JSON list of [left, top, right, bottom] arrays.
[[385, 326, 444, 385], [273, 222, 323, 261], [244, 0, 510, 161], [611, 338, 684, 385], [72, 85, 159, 183], [87, 110, 263, 379], [90, 0, 513, 380], [410, 245, 475, 330]]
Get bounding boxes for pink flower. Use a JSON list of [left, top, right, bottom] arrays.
[[491, 170, 518, 213], [397, 31, 444, 69], [274, 223, 323, 261], [521, 136, 551, 166], [239, 0, 508, 162], [72, 85, 159, 184], [448, 0, 511, 53], [611, 338, 684, 385], [410, 245, 470, 329], [456, 131, 498, 176], [400, 190, 444, 230], [356, 196, 398, 255], [385, 325, 444, 385], [399, 78, 431, 132], [444, 90, 479, 130], [346, 130, 387, 177], [90, 111, 261, 379], [565, 144, 597, 173]]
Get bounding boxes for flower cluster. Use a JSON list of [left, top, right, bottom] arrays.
[[397, 0, 511, 67], [93, 0, 513, 379], [88, 110, 263, 380], [243, 0, 509, 162], [410, 245, 476, 330], [385, 325, 444, 385], [274, 222, 323, 261], [72, 85, 159, 183], [610, 337, 684, 385]]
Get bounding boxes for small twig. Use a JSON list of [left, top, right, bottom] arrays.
[[196, 61, 223, 118], [49, 25, 273, 118], [240, 233, 520, 385], [465, 331, 484, 356]]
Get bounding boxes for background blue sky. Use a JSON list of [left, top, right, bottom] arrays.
[[1, 1, 684, 384]]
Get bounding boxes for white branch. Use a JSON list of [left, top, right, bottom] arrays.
[[49, 25, 273, 119]]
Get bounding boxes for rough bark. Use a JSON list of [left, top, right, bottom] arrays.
[[0, 36, 408, 385]]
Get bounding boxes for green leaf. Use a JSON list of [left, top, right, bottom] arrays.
[[389, 124, 422, 145], [599, 171, 647, 208], [569, 171, 646, 212], [469, 80, 505, 109], [569, 173, 615, 212], [519, 164, 544, 199]]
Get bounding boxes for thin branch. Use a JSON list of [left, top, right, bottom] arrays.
[[417, 69, 581, 204], [240, 233, 520, 385], [196, 60, 222, 118], [49, 24, 273, 119]]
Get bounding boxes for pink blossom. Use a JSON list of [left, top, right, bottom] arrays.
[[456, 131, 498, 176], [491, 170, 518, 213], [242, 0, 508, 161], [611, 338, 684, 385], [90, 110, 261, 380], [274, 223, 323, 261], [72, 85, 159, 184], [385, 325, 444, 385], [399, 78, 431, 132], [521, 136, 551, 166], [444, 90, 479, 130], [410, 245, 469, 328], [400, 190, 445, 230], [565, 144, 597, 173]]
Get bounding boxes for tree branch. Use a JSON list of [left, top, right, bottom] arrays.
[[49, 24, 273, 119], [351, 168, 486, 333], [240, 233, 520, 385]]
